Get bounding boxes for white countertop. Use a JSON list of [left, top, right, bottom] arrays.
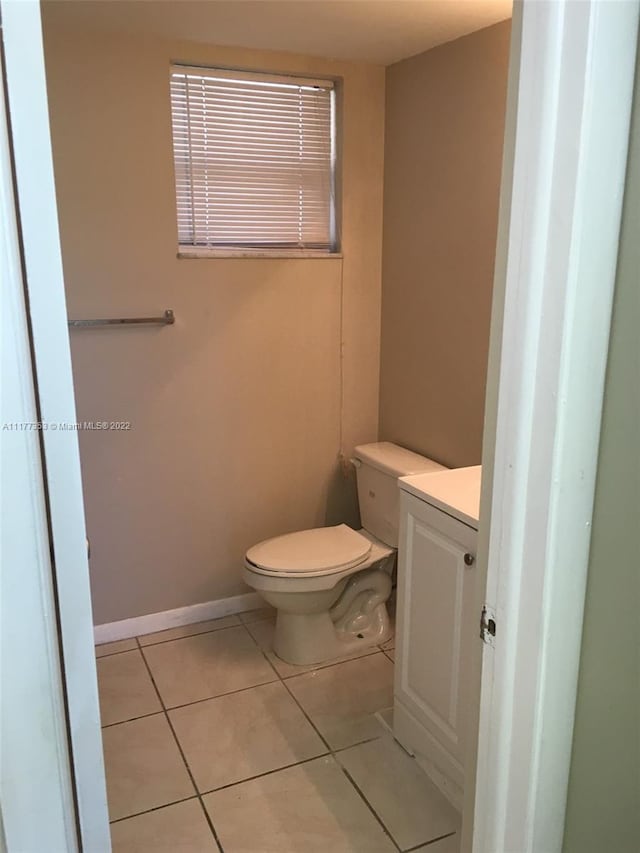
[[399, 465, 482, 529]]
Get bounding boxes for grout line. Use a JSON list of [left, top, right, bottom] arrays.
[[244, 617, 402, 851], [162, 676, 279, 712], [135, 638, 227, 853], [138, 622, 248, 649], [196, 731, 388, 798], [100, 615, 380, 673], [338, 763, 402, 853], [104, 735, 398, 829], [97, 620, 245, 659], [331, 734, 383, 755], [100, 648, 278, 720], [199, 750, 332, 796], [196, 796, 226, 853], [240, 622, 394, 779], [241, 620, 396, 758], [95, 647, 140, 660], [383, 650, 395, 664], [241, 621, 334, 753], [108, 794, 198, 825], [136, 619, 243, 648], [103, 632, 385, 723], [101, 709, 164, 730], [280, 648, 381, 680], [95, 618, 241, 656], [404, 831, 458, 852]]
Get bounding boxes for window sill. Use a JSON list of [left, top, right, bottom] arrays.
[[177, 248, 343, 260]]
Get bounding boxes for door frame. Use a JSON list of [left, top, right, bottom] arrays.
[[1, 1, 111, 850], [1, 39, 79, 853], [1, 0, 638, 851], [464, 2, 639, 852]]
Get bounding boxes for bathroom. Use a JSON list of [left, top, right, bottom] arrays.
[[40, 1, 511, 850]]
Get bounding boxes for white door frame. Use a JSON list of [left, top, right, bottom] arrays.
[[1, 1, 111, 850], [467, 2, 639, 852], [1, 44, 78, 853], [1, 0, 638, 851]]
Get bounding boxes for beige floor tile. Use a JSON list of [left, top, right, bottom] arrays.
[[238, 606, 275, 624], [97, 650, 162, 726], [138, 615, 241, 646], [384, 648, 395, 662], [337, 737, 460, 850], [285, 653, 393, 749], [102, 714, 195, 820], [170, 681, 326, 792], [203, 756, 396, 853], [96, 638, 138, 658], [245, 616, 379, 679], [412, 834, 460, 853], [110, 799, 220, 853], [141, 626, 276, 708]]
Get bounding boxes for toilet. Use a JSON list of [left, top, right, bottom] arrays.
[[243, 442, 446, 665]]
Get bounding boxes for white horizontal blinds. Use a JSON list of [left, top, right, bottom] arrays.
[[170, 65, 335, 250]]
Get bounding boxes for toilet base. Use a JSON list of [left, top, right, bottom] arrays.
[[273, 605, 392, 666], [272, 568, 393, 666]]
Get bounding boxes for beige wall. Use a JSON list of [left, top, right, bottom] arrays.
[[42, 8, 385, 624], [562, 54, 640, 853], [379, 21, 510, 468]]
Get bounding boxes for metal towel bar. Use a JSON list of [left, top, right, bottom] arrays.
[[68, 309, 175, 328]]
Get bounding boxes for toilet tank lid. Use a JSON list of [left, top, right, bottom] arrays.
[[353, 442, 447, 478]]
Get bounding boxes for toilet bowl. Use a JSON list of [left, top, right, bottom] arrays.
[[244, 525, 395, 665], [243, 442, 446, 666]]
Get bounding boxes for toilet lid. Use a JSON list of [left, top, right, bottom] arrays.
[[246, 524, 372, 575]]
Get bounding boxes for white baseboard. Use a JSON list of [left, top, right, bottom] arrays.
[[93, 592, 264, 644]]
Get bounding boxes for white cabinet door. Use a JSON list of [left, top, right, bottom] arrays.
[[394, 491, 477, 799]]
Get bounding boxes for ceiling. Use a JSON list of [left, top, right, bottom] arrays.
[[44, 0, 512, 66]]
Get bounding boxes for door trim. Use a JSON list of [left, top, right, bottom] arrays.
[[467, 1, 639, 851], [1, 2, 111, 850], [1, 39, 79, 853]]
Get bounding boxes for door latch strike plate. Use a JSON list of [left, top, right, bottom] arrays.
[[480, 605, 496, 646]]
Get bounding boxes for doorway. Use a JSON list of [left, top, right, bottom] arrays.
[[2, 1, 637, 851]]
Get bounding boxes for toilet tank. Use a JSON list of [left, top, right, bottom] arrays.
[[352, 442, 446, 547]]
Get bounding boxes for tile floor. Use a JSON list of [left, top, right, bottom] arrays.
[[96, 608, 460, 853]]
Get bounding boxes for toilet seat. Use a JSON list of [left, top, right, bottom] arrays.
[[245, 524, 372, 578]]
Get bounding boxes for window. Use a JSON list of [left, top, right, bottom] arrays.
[[170, 64, 337, 255]]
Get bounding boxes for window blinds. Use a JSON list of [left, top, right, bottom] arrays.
[[170, 65, 336, 251]]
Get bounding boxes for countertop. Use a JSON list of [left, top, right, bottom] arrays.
[[398, 465, 482, 530]]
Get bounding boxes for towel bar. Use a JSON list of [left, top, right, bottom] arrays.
[[68, 309, 175, 328]]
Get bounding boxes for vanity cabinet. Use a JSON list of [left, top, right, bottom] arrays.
[[393, 486, 478, 810]]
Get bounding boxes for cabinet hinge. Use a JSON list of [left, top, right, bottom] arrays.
[[480, 605, 496, 646]]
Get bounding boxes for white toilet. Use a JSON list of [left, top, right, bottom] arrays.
[[243, 442, 446, 665]]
